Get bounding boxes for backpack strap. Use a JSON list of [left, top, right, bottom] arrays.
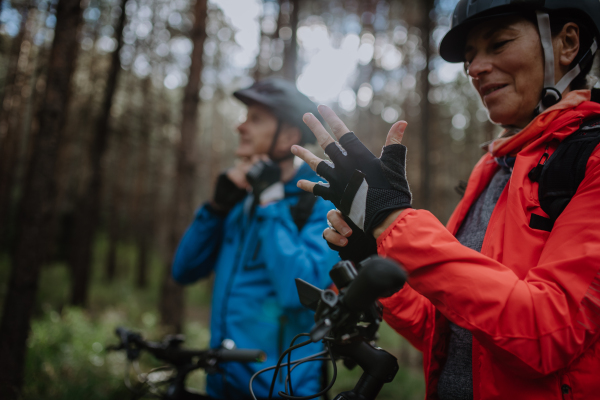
[[537, 116, 600, 226], [591, 87, 600, 104], [289, 191, 317, 232]]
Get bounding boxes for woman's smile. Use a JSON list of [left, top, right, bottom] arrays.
[[465, 16, 545, 127]]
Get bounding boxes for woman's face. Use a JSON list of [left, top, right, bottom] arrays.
[[465, 16, 545, 128]]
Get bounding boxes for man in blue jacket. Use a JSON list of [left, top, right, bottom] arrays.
[[172, 78, 339, 399]]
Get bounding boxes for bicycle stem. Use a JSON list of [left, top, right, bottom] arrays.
[[330, 340, 399, 400]]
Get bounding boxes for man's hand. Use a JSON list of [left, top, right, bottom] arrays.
[[226, 156, 266, 190], [212, 156, 265, 213], [291, 105, 411, 235]]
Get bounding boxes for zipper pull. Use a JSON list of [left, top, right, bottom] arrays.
[[528, 144, 550, 182]]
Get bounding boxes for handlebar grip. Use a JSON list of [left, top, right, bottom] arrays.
[[116, 327, 131, 343], [215, 349, 266, 363], [342, 257, 407, 312]]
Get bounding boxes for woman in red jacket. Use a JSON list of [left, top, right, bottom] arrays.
[[291, 0, 600, 399]]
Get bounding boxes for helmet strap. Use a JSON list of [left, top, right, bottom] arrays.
[[536, 11, 599, 112], [267, 119, 295, 163]]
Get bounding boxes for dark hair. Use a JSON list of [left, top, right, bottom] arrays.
[[547, 10, 597, 90]]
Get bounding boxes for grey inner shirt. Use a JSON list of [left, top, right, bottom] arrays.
[[437, 166, 512, 400]]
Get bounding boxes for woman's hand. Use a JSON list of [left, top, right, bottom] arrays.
[[324, 209, 380, 263], [323, 209, 352, 246], [291, 104, 411, 236]]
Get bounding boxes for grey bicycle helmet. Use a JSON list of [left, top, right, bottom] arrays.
[[233, 78, 322, 146], [440, 0, 600, 111]]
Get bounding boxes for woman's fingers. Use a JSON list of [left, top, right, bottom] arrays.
[[291, 145, 324, 171], [297, 179, 317, 193], [317, 105, 351, 140], [327, 209, 352, 236], [302, 112, 335, 149], [323, 227, 348, 247], [385, 121, 408, 146]]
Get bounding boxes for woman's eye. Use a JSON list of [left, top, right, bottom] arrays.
[[493, 40, 510, 50]]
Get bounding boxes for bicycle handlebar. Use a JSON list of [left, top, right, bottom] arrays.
[[214, 348, 266, 363], [109, 328, 266, 400], [342, 257, 407, 313], [288, 256, 407, 400], [112, 327, 266, 366]]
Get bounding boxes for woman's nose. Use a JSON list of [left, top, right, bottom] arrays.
[[467, 55, 493, 79]]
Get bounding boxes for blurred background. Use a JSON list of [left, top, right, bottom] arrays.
[[0, 0, 571, 398]]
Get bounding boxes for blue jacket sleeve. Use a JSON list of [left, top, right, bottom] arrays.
[[172, 204, 226, 284], [256, 197, 339, 310]]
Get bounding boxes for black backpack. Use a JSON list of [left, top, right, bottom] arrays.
[[528, 88, 600, 231]]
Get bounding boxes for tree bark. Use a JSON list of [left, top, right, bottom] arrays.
[[159, 0, 208, 333], [0, 6, 31, 251], [0, 0, 83, 397], [281, 0, 299, 81], [419, 0, 434, 209], [0, 6, 28, 121], [134, 77, 153, 288], [68, 0, 127, 306], [104, 131, 128, 282]]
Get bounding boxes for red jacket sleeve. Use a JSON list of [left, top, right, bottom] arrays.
[[380, 284, 435, 352], [377, 154, 600, 378]]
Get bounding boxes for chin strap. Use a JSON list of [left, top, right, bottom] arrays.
[[268, 118, 296, 163], [536, 11, 599, 112]]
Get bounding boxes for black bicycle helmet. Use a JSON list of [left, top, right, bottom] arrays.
[[440, 0, 600, 111], [233, 77, 322, 146]]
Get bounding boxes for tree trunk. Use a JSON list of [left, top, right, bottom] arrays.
[[281, 0, 299, 81], [0, 7, 28, 123], [0, 7, 31, 251], [105, 132, 128, 282], [159, 0, 208, 333], [134, 77, 153, 288], [0, 0, 83, 397], [68, 0, 127, 306], [419, 0, 434, 209]]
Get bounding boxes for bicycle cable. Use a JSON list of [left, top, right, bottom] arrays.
[[284, 357, 331, 395], [286, 333, 311, 396], [277, 342, 337, 400], [249, 349, 327, 400], [267, 338, 313, 399]]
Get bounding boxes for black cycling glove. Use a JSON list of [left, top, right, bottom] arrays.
[[327, 217, 378, 264], [213, 172, 247, 212], [314, 132, 412, 235]]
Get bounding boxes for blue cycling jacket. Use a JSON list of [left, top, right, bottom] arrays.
[[172, 163, 339, 399]]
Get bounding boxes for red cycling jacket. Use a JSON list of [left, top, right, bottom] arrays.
[[378, 91, 600, 400]]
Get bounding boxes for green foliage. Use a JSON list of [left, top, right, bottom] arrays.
[[21, 306, 212, 400], [22, 307, 131, 400], [1, 234, 425, 399]]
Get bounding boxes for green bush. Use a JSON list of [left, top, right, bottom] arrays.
[[22, 306, 212, 400], [1, 236, 425, 400], [22, 307, 131, 400]]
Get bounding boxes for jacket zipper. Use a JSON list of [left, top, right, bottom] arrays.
[[562, 383, 573, 400], [561, 373, 573, 400], [528, 143, 551, 182]]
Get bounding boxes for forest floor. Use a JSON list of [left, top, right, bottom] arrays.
[[0, 235, 425, 399]]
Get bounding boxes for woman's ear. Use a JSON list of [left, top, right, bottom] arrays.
[[556, 22, 580, 68]]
